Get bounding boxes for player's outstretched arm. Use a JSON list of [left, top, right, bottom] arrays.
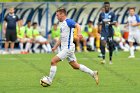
[[52, 39, 61, 52]]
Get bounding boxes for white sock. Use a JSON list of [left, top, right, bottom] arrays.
[[33, 43, 40, 50], [42, 44, 48, 52], [19, 42, 23, 51], [89, 37, 94, 50], [130, 46, 135, 56], [46, 44, 52, 52], [119, 42, 125, 49], [79, 64, 93, 75], [49, 66, 57, 80], [25, 42, 31, 52]]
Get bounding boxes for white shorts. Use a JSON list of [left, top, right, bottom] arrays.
[[114, 37, 125, 42], [128, 31, 140, 44], [17, 38, 30, 42], [35, 36, 47, 42], [56, 47, 76, 62]]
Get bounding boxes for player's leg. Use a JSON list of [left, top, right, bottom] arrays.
[[33, 42, 40, 53], [18, 38, 25, 53], [81, 38, 88, 52], [10, 31, 17, 54], [74, 36, 81, 52], [46, 42, 52, 53], [100, 37, 106, 64], [67, 49, 99, 84], [40, 36, 52, 53], [128, 34, 135, 58], [89, 36, 95, 50], [48, 49, 68, 82], [107, 37, 115, 64], [68, 54, 99, 85], [4, 31, 10, 54], [95, 34, 101, 52], [48, 56, 60, 81], [25, 39, 32, 53]]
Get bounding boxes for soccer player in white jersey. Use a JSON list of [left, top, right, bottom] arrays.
[[127, 7, 140, 58], [41, 8, 99, 86]]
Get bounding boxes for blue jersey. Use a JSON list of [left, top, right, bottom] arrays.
[[60, 18, 76, 49], [98, 11, 116, 37], [4, 13, 19, 30]]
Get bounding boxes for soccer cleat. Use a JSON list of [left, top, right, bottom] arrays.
[[101, 60, 106, 64], [128, 55, 135, 58], [40, 76, 52, 87], [2, 51, 9, 54], [92, 71, 99, 85]]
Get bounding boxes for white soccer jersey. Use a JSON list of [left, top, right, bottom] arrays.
[[59, 18, 76, 49], [128, 14, 140, 33]]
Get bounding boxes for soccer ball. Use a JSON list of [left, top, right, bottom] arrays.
[[40, 76, 52, 87]]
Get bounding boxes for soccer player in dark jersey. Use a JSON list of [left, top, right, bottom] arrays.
[[3, 7, 20, 54], [98, 2, 116, 64]]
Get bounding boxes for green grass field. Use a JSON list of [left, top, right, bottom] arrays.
[[0, 51, 140, 93]]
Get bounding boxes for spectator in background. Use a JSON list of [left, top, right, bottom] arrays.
[[24, 20, 33, 54], [32, 22, 52, 53], [113, 22, 129, 51], [50, 23, 61, 52], [3, 7, 20, 54], [16, 19, 26, 54], [85, 21, 95, 51], [92, 25, 101, 52], [127, 7, 140, 58], [74, 27, 88, 52]]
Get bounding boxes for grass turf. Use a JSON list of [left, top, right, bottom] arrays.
[[0, 51, 140, 93]]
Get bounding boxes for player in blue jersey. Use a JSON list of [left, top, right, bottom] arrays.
[[40, 8, 99, 86], [98, 2, 116, 64]]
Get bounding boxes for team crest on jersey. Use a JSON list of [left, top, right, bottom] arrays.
[[13, 15, 16, 18], [108, 15, 111, 18]]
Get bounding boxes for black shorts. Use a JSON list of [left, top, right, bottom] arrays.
[[5, 29, 17, 42]]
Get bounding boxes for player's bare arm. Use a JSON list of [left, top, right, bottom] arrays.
[[3, 21, 7, 34], [131, 22, 140, 26], [52, 39, 61, 52]]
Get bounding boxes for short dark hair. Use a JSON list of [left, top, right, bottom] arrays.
[[32, 22, 37, 26], [27, 20, 31, 23], [88, 20, 93, 24], [104, 2, 110, 5], [56, 7, 67, 15], [129, 7, 135, 11]]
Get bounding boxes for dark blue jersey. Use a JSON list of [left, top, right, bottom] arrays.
[[98, 11, 116, 37], [4, 13, 19, 30]]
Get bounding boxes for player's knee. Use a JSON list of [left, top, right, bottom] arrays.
[[51, 59, 57, 66]]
